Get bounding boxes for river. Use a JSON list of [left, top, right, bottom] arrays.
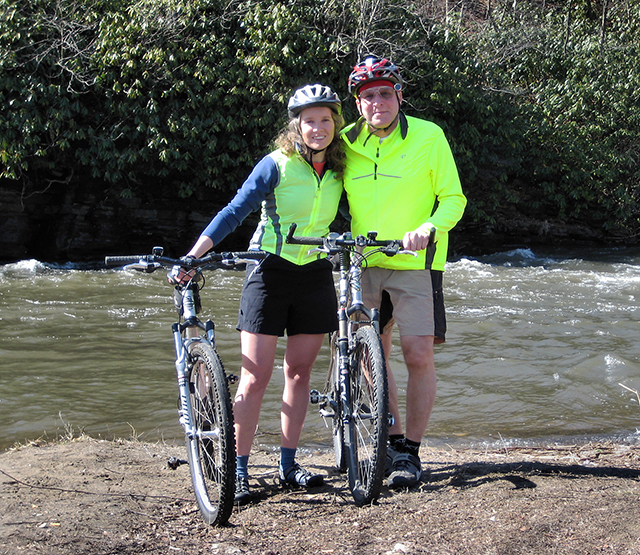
[[1, 246, 639, 453]]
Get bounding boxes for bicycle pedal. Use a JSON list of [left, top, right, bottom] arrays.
[[227, 373, 239, 384], [167, 456, 188, 470], [309, 389, 324, 404]]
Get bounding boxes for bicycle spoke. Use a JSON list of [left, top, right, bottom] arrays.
[[185, 343, 235, 525], [322, 332, 346, 472], [345, 326, 388, 506]]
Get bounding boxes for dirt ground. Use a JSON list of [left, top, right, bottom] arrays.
[[2, 435, 640, 555]]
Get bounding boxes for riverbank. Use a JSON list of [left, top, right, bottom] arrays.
[[2, 435, 640, 554]]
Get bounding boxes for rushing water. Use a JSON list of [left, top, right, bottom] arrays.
[[1, 246, 639, 453]]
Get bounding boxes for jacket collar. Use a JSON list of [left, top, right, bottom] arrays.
[[345, 112, 409, 144]]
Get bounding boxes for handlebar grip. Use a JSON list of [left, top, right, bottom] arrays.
[[285, 223, 323, 245], [223, 251, 268, 260], [104, 255, 145, 266], [291, 236, 324, 245]]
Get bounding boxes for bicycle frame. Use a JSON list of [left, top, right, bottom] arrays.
[[334, 247, 380, 419]]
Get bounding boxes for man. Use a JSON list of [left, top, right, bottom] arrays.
[[342, 56, 467, 488]]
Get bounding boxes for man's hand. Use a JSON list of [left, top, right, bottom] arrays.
[[402, 228, 433, 251]]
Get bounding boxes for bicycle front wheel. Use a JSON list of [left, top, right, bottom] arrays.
[[185, 342, 236, 525], [344, 325, 389, 506]]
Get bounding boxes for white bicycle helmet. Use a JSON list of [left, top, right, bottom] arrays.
[[287, 84, 342, 118]]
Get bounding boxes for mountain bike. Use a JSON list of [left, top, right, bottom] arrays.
[[104, 247, 265, 525], [286, 224, 417, 506]]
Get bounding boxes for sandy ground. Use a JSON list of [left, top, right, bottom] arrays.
[[2, 435, 640, 554]]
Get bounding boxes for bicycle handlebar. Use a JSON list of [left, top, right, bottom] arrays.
[[285, 223, 427, 257], [286, 223, 401, 248], [105, 248, 267, 272]]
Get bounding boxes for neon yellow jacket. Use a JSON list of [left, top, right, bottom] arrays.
[[203, 149, 342, 265], [251, 150, 343, 264], [342, 113, 466, 271]]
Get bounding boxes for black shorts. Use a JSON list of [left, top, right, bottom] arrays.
[[237, 254, 338, 337], [379, 269, 447, 343]]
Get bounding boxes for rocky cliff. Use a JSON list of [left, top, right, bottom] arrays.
[[0, 178, 259, 265], [1, 178, 607, 266]]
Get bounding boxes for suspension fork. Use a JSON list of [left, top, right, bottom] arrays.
[[172, 283, 221, 439], [173, 323, 198, 439], [336, 307, 352, 426]]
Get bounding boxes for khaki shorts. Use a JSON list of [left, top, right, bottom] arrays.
[[361, 267, 436, 338]]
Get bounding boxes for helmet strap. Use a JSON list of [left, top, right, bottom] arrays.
[[296, 142, 328, 163], [363, 112, 400, 146]]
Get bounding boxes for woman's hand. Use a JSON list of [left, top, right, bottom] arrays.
[[167, 257, 197, 285]]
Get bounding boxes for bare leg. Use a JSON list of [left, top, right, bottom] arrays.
[[399, 335, 436, 443], [280, 334, 326, 449], [234, 331, 278, 456]]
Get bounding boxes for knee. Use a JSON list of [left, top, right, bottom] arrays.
[[401, 337, 434, 370], [238, 369, 271, 396], [285, 366, 312, 388]]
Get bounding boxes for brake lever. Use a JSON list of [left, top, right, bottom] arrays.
[[307, 247, 331, 255], [124, 261, 162, 273], [375, 245, 418, 258], [225, 258, 262, 267]]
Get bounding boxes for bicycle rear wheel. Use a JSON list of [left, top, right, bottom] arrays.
[[344, 325, 388, 506], [324, 332, 346, 472], [185, 342, 235, 525]]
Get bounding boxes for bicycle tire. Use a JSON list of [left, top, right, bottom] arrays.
[[324, 332, 347, 472], [185, 342, 236, 525], [344, 325, 388, 506]]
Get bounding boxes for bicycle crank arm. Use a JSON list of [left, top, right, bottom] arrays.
[[319, 406, 336, 418]]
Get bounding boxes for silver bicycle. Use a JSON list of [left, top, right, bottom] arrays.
[[286, 224, 417, 506], [105, 247, 265, 525]]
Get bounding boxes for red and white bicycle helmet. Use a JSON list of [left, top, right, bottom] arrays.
[[287, 84, 342, 118], [348, 56, 403, 96]]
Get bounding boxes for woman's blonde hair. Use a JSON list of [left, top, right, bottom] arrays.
[[274, 109, 346, 179]]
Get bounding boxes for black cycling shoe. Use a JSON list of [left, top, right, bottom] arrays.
[[385, 443, 400, 478], [279, 462, 324, 488], [234, 475, 251, 505], [387, 452, 422, 489]]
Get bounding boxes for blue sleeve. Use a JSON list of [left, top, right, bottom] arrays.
[[200, 155, 279, 246]]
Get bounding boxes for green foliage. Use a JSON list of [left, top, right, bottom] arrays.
[[1, 0, 639, 239], [0, 0, 351, 197], [474, 1, 640, 234]]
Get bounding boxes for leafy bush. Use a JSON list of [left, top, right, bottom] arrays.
[[473, 1, 640, 234], [1, 0, 638, 238], [1, 0, 350, 197]]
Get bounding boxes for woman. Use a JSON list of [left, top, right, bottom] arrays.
[[181, 84, 344, 504]]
